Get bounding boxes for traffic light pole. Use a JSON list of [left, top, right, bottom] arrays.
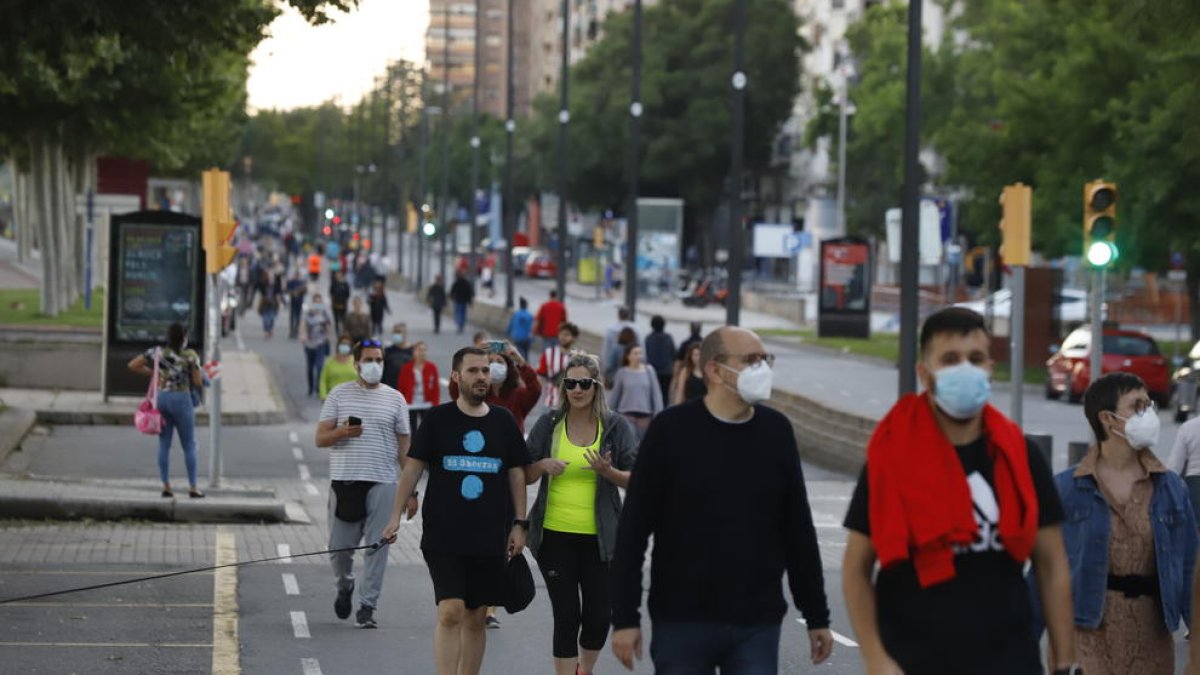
[[897, 0, 923, 396], [624, 0, 643, 320], [1090, 268, 1105, 385], [1010, 265, 1025, 427], [725, 0, 747, 327], [206, 272, 223, 489]]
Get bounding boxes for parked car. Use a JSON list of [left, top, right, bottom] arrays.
[[511, 246, 532, 276], [955, 287, 1102, 323], [524, 250, 557, 279], [1045, 327, 1170, 404], [1171, 340, 1200, 423]]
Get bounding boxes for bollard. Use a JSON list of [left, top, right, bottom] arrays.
[[1025, 433, 1053, 472], [1068, 441, 1091, 467]]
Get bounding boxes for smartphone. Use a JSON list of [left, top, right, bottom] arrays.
[[347, 416, 362, 427], [487, 340, 507, 354]]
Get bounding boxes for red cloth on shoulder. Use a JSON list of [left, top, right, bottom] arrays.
[[866, 393, 1038, 588]]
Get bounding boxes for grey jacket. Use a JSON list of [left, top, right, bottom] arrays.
[[526, 410, 639, 562]]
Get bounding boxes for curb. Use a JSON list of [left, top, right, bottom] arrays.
[[33, 409, 289, 427], [0, 494, 291, 523], [0, 408, 36, 466]]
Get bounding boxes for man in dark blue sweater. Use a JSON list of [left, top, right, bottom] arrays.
[[611, 326, 833, 673]]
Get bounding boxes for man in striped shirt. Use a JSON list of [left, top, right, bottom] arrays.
[[315, 338, 414, 629], [536, 321, 579, 408]]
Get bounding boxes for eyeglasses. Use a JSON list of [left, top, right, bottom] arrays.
[[719, 352, 776, 368], [357, 339, 382, 348], [1129, 400, 1157, 417], [563, 378, 597, 391]]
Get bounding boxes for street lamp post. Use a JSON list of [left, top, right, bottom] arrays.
[[417, 69, 429, 290], [468, 0, 482, 287], [624, 0, 643, 319], [503, 0, 516, 309], [725, 0, 747, 327], [555, 0, 569, 299], [898, 0, 923, 396], [438, 2, 452, 284]]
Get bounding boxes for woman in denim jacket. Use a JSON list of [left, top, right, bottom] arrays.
[[1055, 373, 1197, 674]]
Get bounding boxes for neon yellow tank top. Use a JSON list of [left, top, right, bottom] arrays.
[[544, 418, 603, 535]]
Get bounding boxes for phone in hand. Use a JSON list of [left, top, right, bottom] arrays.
[[347, 416, 362, 427], [487, 340, 507, 354]]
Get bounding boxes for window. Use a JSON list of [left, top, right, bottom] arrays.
[[1102, 335, 1160, 357], [485, 35, 502, 47]]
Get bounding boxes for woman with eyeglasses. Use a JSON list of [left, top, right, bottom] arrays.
[[319, 334, 361, 401], [524, 353, 639, 675], [608, 343, 664, 440], [1044, 372, 1197, 675]]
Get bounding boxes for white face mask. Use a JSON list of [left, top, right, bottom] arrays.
[[359, 362, 383, 385], [717, 361, 773, 406], [1112, 407, 1160, 449], [489, 361, 508, 384]]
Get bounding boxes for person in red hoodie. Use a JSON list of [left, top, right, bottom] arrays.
[[449, 341, 541, 434], [534, 289, 568, 350], [397, 341, 439, 432], [841, 307, 1079, 675]]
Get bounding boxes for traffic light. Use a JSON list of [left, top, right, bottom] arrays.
[[998, 183, 1032, 266], [202, 169, 237, 274], [422, 221, 437, 238], [1083, 180, 1118, 267]]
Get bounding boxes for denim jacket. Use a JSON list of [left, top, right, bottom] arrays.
[[1054, 447, 1198, 632]]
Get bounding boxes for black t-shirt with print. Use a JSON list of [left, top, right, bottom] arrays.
[[409, 402, 532, 556], [843, 437, 1064, 675]]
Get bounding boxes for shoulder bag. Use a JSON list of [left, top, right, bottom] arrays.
[[135, 348, 163, 435]]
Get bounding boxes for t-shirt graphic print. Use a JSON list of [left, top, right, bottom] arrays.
[[409, 403, 532, 556], [954, 471, 1005, 555]]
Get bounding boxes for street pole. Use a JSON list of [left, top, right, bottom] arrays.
[[395, 63, 407, 276], [624, 0, 643, 319], [1011, 265, 1025, 426], [898, 0, 923, 396], [206, 272, 223, 489], [468, 0, 481, 286], [555, 0, 569, 300], [503, 0, 516, 309], [1090, 268, 1104, 384], [439, 2, 451, 284], [381, 72, 392, 261], [725, 0, 747, 327], [836, 84, 848, 234], [417, 69, 429, 291]]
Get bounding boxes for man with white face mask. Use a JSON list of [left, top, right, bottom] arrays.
[[842, 307, 1077, 675], [315, 339, 413, 629], [611, 326, 834, 673]]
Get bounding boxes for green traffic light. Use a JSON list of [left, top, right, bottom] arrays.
[[422, 222, 436, 237], [1087, 240, 1117, 267]]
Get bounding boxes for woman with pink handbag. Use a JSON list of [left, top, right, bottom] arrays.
[[127, 323, 205, 498]]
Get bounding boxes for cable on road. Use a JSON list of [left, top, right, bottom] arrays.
[[0, 539, 392, 605]]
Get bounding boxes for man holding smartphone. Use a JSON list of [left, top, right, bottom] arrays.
[[315, 338, 415, 629]]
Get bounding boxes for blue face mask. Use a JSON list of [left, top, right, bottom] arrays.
[[931, 362, 991, 420]]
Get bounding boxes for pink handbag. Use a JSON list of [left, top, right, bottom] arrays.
[[134, 348, 163, 435]]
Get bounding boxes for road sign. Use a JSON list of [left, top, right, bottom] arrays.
[[1168, 270, 1187, 283]]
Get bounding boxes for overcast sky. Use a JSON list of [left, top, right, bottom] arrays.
[[246, 0, 428, 112]]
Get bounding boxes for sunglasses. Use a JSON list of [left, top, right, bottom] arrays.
[[563, 378, 597, 391]]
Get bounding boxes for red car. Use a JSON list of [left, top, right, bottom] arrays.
[[1045, 327, 1170, 404], [524, 250, 557, 279]]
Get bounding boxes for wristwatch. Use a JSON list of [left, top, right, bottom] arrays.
[[512, 519, 530, 530]]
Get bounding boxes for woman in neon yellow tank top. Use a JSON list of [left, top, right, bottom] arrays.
[[525, 352, 639, 675]]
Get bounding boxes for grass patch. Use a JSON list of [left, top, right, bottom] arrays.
[[0, 288, 104, 328]]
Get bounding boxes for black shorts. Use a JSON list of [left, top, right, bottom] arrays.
[[422, 549, 506, 610]]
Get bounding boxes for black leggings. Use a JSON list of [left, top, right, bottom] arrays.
[[536, 529, 610, 659]]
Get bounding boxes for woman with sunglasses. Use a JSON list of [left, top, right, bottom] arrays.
[[1043, 372, 1197, 675], [524, 353, 639, 675], [319, 334, 361, 401]]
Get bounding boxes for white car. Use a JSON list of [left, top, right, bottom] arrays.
[[955, 287, 1102, 323]]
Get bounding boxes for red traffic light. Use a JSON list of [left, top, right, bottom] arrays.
[[332, 216, 342, 225], [352, 232, 361, 241], [322, 225, 332, 236]]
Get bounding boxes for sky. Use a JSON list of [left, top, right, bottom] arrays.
[[246, 0, 429, 112]]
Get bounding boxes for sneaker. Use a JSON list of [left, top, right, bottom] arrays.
[[485, 614, 501, 629], [334, 583, 354, 620], [355, 605, 377, 629]]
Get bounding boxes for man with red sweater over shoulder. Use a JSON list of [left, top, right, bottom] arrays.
[[842, 307, 1079, 675]]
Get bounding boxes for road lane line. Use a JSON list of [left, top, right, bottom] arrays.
[[301, 658, 323, 675], [282, 573, 300, 596], [795, 618, 859, 647], [298, 464, 311, 481], [288, 431, 299, 444], [291, 611, 311, 638], [292, 447, 304, 460], [212, 527, 240, 675], [277, 544, 292, 563], [304, 482, 320, 497]]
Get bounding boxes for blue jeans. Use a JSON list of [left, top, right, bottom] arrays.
[[513, 338, 531, 361], [650, 621, 781, 675], [305, 344, 329, 395], [156, 391, 198, 487], [262, 306, 277, 333], [454, 302, 468, 333]]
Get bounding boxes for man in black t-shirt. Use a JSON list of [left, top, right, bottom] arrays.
[[383, 346, 530, 675], [842, 308, 1080, 675]]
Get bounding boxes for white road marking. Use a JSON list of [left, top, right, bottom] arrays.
[[304, 482, 320, 497], [290, 611, 310, 639], [281, 573, 299, 596], [292, 447, 304, 461], [298, 464, 311, 481], [796, 618, 858, 647], [288, 431, 299, 444], [277, 544, 292, 564], [301, 658, 323, 675]]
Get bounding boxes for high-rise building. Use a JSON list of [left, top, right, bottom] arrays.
[[426, 0, 534, 119]]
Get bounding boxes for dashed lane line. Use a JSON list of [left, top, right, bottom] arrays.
[[277, 544, 293, 563], [301, 657, 323, 675], [288, 431, 299, 444], [292, 447, 304, 461], [291, 611, 311, 639], [212, 527, 240, 675], [298, 464, 311, 481], [282, 573, 300, 596], [304, 482, 320, 497]]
